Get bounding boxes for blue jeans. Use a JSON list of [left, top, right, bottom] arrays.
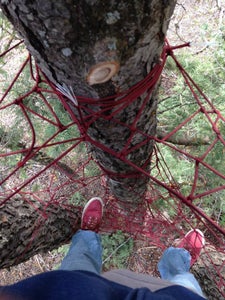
[[59, 231, 203, 297], [59, 230, 102, 274], [158, 247, 204, 297]]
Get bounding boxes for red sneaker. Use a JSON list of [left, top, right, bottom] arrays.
[[81, 197, 104, 232], [177, 229, 205, 266]]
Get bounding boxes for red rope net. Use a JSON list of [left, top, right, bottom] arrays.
[[0, 40, 225, 297]]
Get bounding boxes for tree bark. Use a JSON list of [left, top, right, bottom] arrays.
[[0, 0, 177, 266], [0, 196, 79, 268], [1, 0, 176, 203]]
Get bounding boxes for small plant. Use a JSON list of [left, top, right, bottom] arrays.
[[69, 192, 86, 206], [53, 244, 70, 269], [102, 230, 133, 271]]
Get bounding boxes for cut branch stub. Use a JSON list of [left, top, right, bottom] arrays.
[[0, 0, 177, 204], [87, 61, 120, 85]]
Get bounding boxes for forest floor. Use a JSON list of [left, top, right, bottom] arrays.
[[0, 0, 225, 299]]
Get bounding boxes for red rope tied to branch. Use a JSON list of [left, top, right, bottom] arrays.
[[54, 41, 191, 136], [2, 40, 224, 234], [1, 40, 225, 296], [55, 41, 225, 238], [54, 43, 166, 126]]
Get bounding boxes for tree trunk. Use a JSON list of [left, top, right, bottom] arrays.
[[0, 0, 176, 266], [1, 0, 176, 203], [0, 196, 80, 268]]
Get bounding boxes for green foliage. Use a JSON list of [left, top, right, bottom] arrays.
[[0, 10, 17, 53], [157, 26, 225, 224], [84, 160, 101, 178], [69, 192, 86, 206], [220, 210, 225, 226], [0, 62, 81, 160], [152, 144, 195, 196], [102, 230, 133, 270], [53, 244, 70, 269]]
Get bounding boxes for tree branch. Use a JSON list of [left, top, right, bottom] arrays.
[[0, 129, 76, 176], [157, 128, 210, 146], [0, 196, 80, 269]]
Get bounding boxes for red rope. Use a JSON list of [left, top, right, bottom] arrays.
[[0, 40, 24, 58], [1, 41, 225, 296], [49, 40, 225, 236]]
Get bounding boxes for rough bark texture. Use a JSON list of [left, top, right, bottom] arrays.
[[0, 196, 80, 268], [1, 0, 176, 202], [0, 0, 176, 266]]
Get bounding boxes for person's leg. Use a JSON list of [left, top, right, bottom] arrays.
[[158, 247, 204, 296], [158, 229, 205, 297], [59, 230, 102, 274], [59, 197, 104, 275]]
